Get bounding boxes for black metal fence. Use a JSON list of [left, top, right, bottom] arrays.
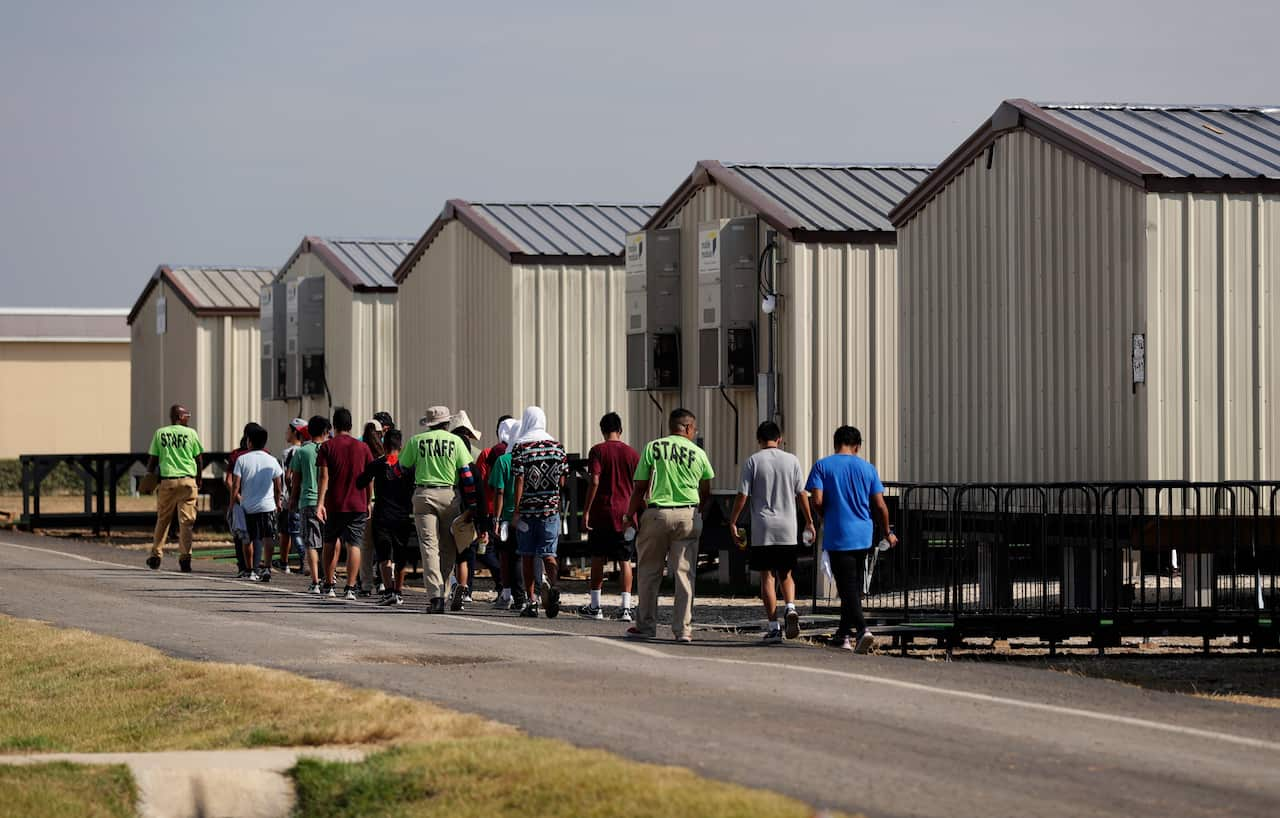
[[863, 481, 1280, 644]]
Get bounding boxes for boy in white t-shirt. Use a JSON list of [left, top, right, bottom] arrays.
[[231, 423, 284, 581]]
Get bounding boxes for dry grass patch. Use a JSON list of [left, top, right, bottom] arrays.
[[293, 738, 854, 818], [0, 763, 136, 818], [0, 615, 506, 753]]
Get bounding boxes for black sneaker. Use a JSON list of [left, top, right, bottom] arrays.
[[427, 597, 446, 614], [578, 604, 603, 620], [258, 570, 271, 583], [544, 586, 561, 619], [146, 556, 161, 570], [271, 559, 286, 571], [519, 602, 539, 618], [178, 557, 191, 573], [450, 584, 468, 612]]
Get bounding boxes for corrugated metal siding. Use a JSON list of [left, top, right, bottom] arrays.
[[397, 220, 516, 446], [129, 286, 163, 450], [470, 203, 655, 257], [1038, 104, 1280, 179], [724, 165, 932, 232], [899, 130, 1148, 482], [510, 260, 628, 457], [1146, 191, 1280, 480], [781, 242, 900, 479]]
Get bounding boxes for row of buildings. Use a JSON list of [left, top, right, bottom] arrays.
[[7, 99, 1276, 487]]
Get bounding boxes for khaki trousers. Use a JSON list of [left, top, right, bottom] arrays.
[[413, 485, 461, 600], [152, 478, 198, 560], [635, 507, 697, 638]]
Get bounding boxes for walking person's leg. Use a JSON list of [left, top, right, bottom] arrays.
[[780, 562, 800, 639], [669, 512, 698, 642], [760, 568, 780, 639], [631, 509, 669, 636], [150, 481, 178, 567], [829, 550, 869, 650], [413, 487, 444, 606], [540, 515, 561, 617], [438, 494, 461, 606], [176, 478, 198, 568]]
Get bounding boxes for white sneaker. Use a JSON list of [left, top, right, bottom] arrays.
[[854, 630, 876, 654], [248, 571, 262, 582], [763, 628, 783, 644], [617, 608, 634, 623], [784, 608, 800, 640]]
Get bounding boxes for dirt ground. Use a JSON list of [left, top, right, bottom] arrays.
[[0, 494, 154, 518]]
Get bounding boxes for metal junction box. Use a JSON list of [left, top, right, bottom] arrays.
[[260, 282, 287, 400], [696, 217, 757, 387], [625, 228, 681, 391], [285, 277, 325, 398]]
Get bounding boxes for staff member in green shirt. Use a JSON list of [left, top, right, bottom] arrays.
[[623, 408, 715, 642], [145, 404, 204, 572], [400, 405, 481, 613]]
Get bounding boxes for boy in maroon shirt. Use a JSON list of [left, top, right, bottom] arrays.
[[578, 412, 640, 620], [316, 407, 373, 599]]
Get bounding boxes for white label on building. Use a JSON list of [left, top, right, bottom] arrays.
[[698, 226, 720, 282], [155, 294, 166, 335], [625, 233, 645, 277], [1131, 333, 1146, 384]]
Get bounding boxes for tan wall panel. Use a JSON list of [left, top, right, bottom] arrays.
[[899, 130, 1147, 482], [1147, 192, 1280, 480], [0, 341, 130, 457], [130, 286, 163, 450]]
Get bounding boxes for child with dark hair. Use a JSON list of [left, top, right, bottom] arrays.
[[357, 428, 416, 605], [231, 423, 283, 581]]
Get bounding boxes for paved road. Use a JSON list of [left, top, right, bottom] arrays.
[[2, 532, 1279, 818]]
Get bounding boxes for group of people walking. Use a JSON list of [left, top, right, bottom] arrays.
[[144, 401, 895, 651]]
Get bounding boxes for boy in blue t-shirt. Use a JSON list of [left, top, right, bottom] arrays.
[[805, 425, 897, 653]]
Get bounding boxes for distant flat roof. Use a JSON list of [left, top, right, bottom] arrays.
[[0, 308, 129, 342]]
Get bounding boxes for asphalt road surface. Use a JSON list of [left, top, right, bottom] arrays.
[[2, 532, 1279, 818]]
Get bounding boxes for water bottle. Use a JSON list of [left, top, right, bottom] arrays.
[[623, 526, 636, 542], [877, 525, 894, 552], [499, 520, 509, 541], [802, 528, 815, 546]]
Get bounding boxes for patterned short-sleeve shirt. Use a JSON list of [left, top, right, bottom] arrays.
[[510, 438, 568, 518]]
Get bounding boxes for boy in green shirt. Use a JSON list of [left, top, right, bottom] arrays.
[[146, 404, 204, 572], [624, 408, 714, 642], [487, 417, 523, 609], [289, 415, 330, 591]]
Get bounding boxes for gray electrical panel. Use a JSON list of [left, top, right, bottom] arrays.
[[624, 228, 681, 390], [696, 217, 758, 387], [285, 277, 325, 398], [260, 282, 288, 400]]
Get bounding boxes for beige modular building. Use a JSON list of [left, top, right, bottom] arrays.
[[259, 237, 410, 441], [891, 100, 1280, 482], [393, 201, 655, 456], [0, 309, 130, 457], [128, 266, 275, 452], [631, 162, 932, 488]]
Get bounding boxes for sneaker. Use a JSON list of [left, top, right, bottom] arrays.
[[378, 592, 397, 607], [578, 604, 604, 620], [427, 597, 446, 614], [178, 557, 192, 573], [519, 603, 539, 618], [510, 591, 528, 610], [307, 581, 321, 594], [462, 590, 474, 604], [675, 634, 693, 644], [146, 556, 161, 570], [493, 591, 513, 610], [543, 586, 561, 619], [249, 571, 263, 582], [324, 584, 336, 598], [357, 585, 373, 598], [624, 626, 654, 640], [616, 608, 634, 623], [258, 570, 271, 584], [854, 630, 876, 655], [784, 608, 800, 640], [833, 635, 854, 651], [449, 584, 467, 612], [343, 586, 358, 601], [237, 570, 251, 579], [763, 628, 783, 644], [375, 582, 386, 595], [392, 592, 404, 606], [271, 559, 286, 571]]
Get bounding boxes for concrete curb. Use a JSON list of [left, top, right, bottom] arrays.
[[0, 747, 367, 818]]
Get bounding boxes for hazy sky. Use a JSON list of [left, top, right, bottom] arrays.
[[2, 0, 1276, 308]]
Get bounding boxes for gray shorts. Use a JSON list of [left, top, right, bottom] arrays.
[[300, 508, 324, 551]]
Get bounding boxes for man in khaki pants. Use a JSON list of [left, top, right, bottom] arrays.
[[145, 404, 204, 572], [400, 406, 481, 613], [623, 408, 714, 642]]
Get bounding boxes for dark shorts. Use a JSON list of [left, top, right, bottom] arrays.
[[324, 511, 368, 546], [300, 508, 324, 550], [373, 518, 416, 565], [748, 544, 801, 573], [244, 511, 276, 543], [277, 509, 301, 537], [587, 526, 635, 561]]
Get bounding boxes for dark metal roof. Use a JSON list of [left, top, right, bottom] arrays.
[[467, 203, 656, 257], [645, 161, 933, 243], [274, 237, 413, 292], [1037, 103, 1280, 179], [891, 99, 1280, 226], [0, 309, 129, 342], [394, 200, 659, 284], [127, 266, 276, 325]]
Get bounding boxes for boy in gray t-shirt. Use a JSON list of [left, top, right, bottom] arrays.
[[728, 421, 815, 642]]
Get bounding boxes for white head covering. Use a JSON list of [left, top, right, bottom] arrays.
[[515, 405, 554, 445], [497, 417, 521, 447]]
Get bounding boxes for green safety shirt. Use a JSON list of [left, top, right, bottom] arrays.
[[401, 429, 471, 486], [288, 441, 320, 508], [634, 435, 714, 508], [148, 424, 204, 478]]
